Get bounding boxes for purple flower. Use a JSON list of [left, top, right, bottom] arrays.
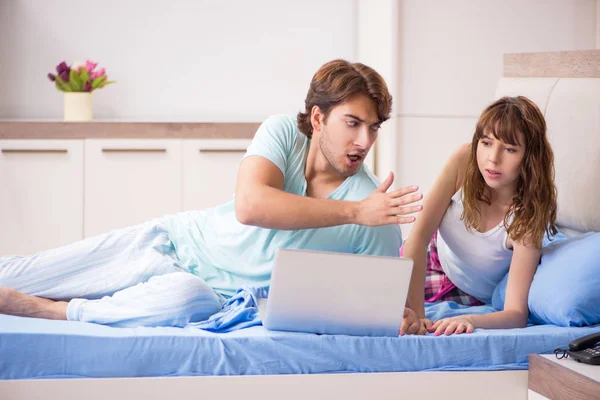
[[56, 61, 69, 74], [49, 60, 114, 92], [59, 70, 69, 83]]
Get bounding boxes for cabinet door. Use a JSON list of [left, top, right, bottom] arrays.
[[182, 139, 251, 211], [84, 139, 181, 237], [0, 140, 83, 256]]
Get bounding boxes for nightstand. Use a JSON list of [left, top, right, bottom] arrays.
[[528, 354, 600, 399]]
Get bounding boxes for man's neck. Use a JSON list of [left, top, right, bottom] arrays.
[[304, 140, 346, 198]]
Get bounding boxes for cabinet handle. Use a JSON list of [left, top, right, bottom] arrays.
[[199, 149, 247, 153], [101, 148, 167, 153], [1, 149, 68, 154]]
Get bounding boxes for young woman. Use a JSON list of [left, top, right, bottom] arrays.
[[402, 96, 558, 336]]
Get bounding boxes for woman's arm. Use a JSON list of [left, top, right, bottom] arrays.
[[429, 240, 541, 335], [403, 144, 470, 318]]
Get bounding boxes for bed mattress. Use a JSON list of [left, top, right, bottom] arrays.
[[1, 289, 599, 379]]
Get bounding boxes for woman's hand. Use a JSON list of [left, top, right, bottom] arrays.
[[420, 318, 434, 334], [400, 307, 424, 335], [428, 315, 475, 336]]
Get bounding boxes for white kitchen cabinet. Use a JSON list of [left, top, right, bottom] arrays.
[[182, 139, 251, 211], [0, 140, 84, 256], [84, 139, 181, 237], [0, 137, 252, 247]]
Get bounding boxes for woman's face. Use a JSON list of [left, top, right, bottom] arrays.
[[476, 131, 526, 194]]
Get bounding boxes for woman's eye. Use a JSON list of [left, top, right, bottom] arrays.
[[506, 148, 516, 153], [370, 125, 381, 132], [481, 140, 490, 146]]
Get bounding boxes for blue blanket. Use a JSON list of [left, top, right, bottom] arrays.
[[190, 286, 500, 332]]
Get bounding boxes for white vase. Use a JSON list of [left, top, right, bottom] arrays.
[[64, 92, 93, 121]]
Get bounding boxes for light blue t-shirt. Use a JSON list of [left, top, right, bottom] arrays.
[[164, 115, 402, 297]]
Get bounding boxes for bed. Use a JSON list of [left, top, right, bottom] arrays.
[[2, 50, 600, 400], [1, 301, 599, 399]]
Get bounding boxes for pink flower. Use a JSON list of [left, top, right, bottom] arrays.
[[71, 61, 86, 72], [48, 59, 114, 92], [85, 60, 98, 73], [90, 68, 106, 80]]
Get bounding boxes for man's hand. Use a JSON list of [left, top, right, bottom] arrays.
[[428, 315, 475, 336], [399, 307, 426, 336], [357, 172, 422, 226]]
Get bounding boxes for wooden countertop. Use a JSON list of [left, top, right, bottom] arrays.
[[0, 122, 261, 139]]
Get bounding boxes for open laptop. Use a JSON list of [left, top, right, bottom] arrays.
[[258, 249, 413, 337]]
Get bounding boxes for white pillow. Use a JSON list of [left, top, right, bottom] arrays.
[[545, 79, 600, 232], [495, 77, 600, 233]]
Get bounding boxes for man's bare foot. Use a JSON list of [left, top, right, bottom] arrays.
[[0, 287, 68, 320]]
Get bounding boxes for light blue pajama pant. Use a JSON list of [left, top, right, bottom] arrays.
[[0, 219, 223, 327]]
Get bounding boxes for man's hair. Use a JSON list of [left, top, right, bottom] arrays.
[[297, 59, 392, 139], [462, 96, 558, 249]]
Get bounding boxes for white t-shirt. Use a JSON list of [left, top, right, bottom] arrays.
[[437, 190, 513, 303]]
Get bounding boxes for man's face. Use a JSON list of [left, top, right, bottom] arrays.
[[317, 95, 381, 177]]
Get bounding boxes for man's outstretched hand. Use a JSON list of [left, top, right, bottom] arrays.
[[357, 172, 423, 226]]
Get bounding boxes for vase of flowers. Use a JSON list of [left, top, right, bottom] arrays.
[[48, 60, 114, 122]]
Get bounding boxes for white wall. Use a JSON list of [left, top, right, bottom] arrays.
[[0, 0, 356, 121], [1, 0, 598, 237], [597, 0, 600, 48], [356, 0, 400, 181], [394, 0, 598, 237]]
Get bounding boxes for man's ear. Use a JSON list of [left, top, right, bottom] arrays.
[[310, 106, 324, 134]]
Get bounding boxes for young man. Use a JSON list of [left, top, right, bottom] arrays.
[[0, 59, 423, 334]]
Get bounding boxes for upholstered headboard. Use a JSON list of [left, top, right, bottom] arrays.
[[494, 50, 600, 234]]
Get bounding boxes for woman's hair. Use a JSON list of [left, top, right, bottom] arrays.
[[462, 96, 558, 249], [297, 59, 392, 139]]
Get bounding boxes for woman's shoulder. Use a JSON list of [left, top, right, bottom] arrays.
[[447, 143, 471, 191], [451, 143, 471, 165]]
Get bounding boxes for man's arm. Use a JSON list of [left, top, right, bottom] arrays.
[[235, 156, 421, 230]]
